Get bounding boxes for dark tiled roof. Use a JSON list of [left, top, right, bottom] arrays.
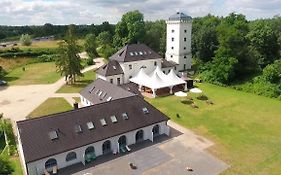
[[17, 96, 169, 163], [161, 59, 178, 68], [119, 83, 143, 97], [169, 12, 192, 21], [96, 60, 124, 76], [110, 44, 162, 62], [80, 78, 135, 105]]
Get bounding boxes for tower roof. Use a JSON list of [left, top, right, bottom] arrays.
[[169, 12, 192, 21]]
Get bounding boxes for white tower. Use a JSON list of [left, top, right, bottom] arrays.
[[165, 12, 192, 72]]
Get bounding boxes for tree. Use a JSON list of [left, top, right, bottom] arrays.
[[20, 34, 32, 46], [56, 25, 83, 83], [113, 10, 145, 48], [247, 21, 279, 67], [96, 45, 115, 60], [0, 157, 14, 175], [97, 31, 112, 46], [262, 59, 281, 83], [84, 34, 98, 59]]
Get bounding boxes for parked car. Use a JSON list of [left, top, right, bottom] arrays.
[[0, 80, 7, 86]]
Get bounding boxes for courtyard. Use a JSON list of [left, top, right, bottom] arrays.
[[59, 122, 229, 175]]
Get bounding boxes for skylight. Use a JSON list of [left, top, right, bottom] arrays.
[[129, 52, 134, 56], [110, 115, 117, 123], [49, 131, 58, 140], [95, 89, 100, 94], [100, 118, 107, 126], [89, 86, 95, 93], [142, 107, 149, 114], [98, 91, 103, 96], [87, 122, 95, 130], [74, 125, 82, 133], [122, 113, 129, 120], [143, 51, 147, 55], [107, 96, 112, 101], [139, 51, 143, 55], [113, 66, 116, 70], [134, 52, 138, 55]]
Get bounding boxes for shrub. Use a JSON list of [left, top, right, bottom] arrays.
[[37, 54, 58, 62], [0, 156, 14, 175], [20, 34, 32, 46], [86, 58, 94, 65], [0, 66, 7, 79]]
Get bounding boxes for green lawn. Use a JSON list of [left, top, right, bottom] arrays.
[[146, 83, 281, 175], [27, 98, 73, 118], [56, 70, 95, 93], [4, 62, 61, 85], [73, 97, 81, 103], [10, 157, 23, 175]]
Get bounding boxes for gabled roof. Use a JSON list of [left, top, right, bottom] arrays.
[[96, 60, 124, 76], [161, 59, 178, 68], [80, 78, 135, 105], [110, 44, 162, 62], [17, 95, 169, 163], [169, 12, 192, 21]]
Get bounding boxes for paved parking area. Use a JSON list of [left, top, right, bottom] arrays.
[[61, 125, 229, 175]]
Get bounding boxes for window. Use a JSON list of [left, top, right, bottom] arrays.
[[129, 76, 132, 79], [171, 37, 174, 42], [122, 113, 129, 120], [113, 66, 116, 70], [87, 122, 94, 130], [172, 29, 175, 33], [74, 124, 82, 133], [129, 64, 132, 70], [171, 47, 174, 50], [66, 152, 77, 161], [174, 67, 177, 70], [100, 118, 107, 126], [184, 29, 187, 33], [117, 78, 120, 85], [129, 52, 134, 56], [154, 61, 157, 66], [110, 79, 113, 84], [184, 64, 186, 70], [107, 96, 112, 101], [170, 55, 173, 58], [184, 55, 187, 59], [142, 107, 149, 114], [184, 47, 186, 50], [49, 131, 58, 140], [184, 38, 186, 42], [163, 71, 165, 74], [134, 52, 138, 55], [45, 159, 57, 169], [110, 115, 117, 123]]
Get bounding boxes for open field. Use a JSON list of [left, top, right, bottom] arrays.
[[146, 83, 281, 175], [20, 40, 60, 49], [3, 62, 61, 85], [0, 57, 35, 72], [56, 70, 95, 93], [27, 97, 73, 118]]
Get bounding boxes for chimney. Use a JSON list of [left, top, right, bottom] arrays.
[[73, 102, 79, 110]]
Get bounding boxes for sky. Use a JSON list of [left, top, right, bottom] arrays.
[[0, 0, 280, 25]]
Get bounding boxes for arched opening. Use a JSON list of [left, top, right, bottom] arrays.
[[135, 130, 144, 143], [66, 152, 77, 162], [118, 135, 127, 147], [45, 158, 57, 170], [152, 125, 160, 137], [85, 146, 96, 163], [102, 140, 112, 155]]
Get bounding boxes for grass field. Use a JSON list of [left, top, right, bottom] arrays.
[[0, 57, 35, 71], [146, 83, 281, 175], [4, 62, 61, 85], [10, 157, 23, 175], [27, 98, 73, 118], [20, 40, 60, 49], [56, 70, 95, 93]]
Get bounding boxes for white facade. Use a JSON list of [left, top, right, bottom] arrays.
[[96, 74, 124, 85], [23, 121, 169, 175], [165, 18, 192, 71], [119, 58, 162, 83]]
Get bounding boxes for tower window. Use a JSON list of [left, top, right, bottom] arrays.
[[184, 47, 186, 50], [170, 55, 173, 58], [171, 37, 174, 42], [110, 79, 113, 84], [184, 38, 187, 42], [129, 64, 132, 70], [171, 47, 174, 50], [172, 29, 175, 33], [154, 61, 157, 66], [184, 64, 186, 70], [184, 56, 187, 59], [184, 29, 187, 33]]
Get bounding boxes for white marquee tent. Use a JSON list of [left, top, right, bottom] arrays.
[[129, 66, 187, 97]]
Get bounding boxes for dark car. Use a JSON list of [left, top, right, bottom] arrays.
[[0, 80, 7, 86]]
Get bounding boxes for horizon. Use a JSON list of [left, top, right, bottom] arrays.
[[0, 0, 280, 26]]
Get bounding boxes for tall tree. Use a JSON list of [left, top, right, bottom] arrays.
[[20, 34, 32, 46], [97, 31, 112, 46], [56, 25, 83, 83], [113, 10, 145, 48], [84, 34, 98, 59]]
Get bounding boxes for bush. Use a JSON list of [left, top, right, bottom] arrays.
[[86, 58, 94, 65], [0, 156, 14, 175], [37, 54, 58, 62], [0, 66, 7, 79], [20, 34, 32, 46], [0, 48, 58, 58]]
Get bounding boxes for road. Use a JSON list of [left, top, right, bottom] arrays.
[[0, 58, 104, 122]]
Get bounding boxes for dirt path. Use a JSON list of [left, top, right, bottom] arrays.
[[0, 58, 104, 122]]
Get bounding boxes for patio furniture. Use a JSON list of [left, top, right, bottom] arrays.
[[125, 145, 131, 152], [52, 166, 58, 175]]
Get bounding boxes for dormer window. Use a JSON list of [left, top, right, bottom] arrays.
[[74, 125, 82, 133], [154, 61, 157, 66], [87, 122, 95, 130], [122, 113, 129, 120], [172, 29, 175, 33], [142, 107, 149, 114], [129, 65, 132, 70], [100, 118, 107, 126], [184, 38, 186, 42], [49, 131, 58, 140], [171, 37, 174, 42]]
